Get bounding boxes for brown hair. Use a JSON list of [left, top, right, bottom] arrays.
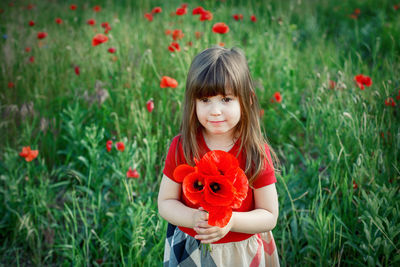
[[180, 46, 279, 185]]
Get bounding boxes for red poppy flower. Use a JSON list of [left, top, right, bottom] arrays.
[[92, 33, 108, 46], [25, 47, 31, 53], [55, 18, 63, 24], [74, 66, 80, 75], [108, 47, 116, 53], [19, 146, 39, 162], [168, 42, 180, 52], [106, 140, 112, 152], [329, 80, 336, 89], [144, 13, 153, 22], [127, 167, 140, 178], [274, 92, 282, 103], [354, 8, 361, 15], [70, 4, 77, 11], [160, 76, 178, 88], [232, 14, 243, 21], [176, 7, 187, 16], [192, 6, 205, 15], [29, 20, 35, 26], [116, 141, 125, 152], [104, 26, 111, 34], [181, 172, 206, 205], [354, 74, 372, 90], [195, 31, 202, 39], [187, 41, 193, 46], [146, 99, 154, 112], [8, 82, 14, 88], [93, 5, 101, 12], [385, 97, 396, 107], [27, 4, 34, 10], [353, 180, 358, 190], [250, 15, 257, 22], [37, 32, 47, 39], [152, 7, 162, 13], [87, 19, 96, 26], [394, 4, 399, 10], [165, 29, 171, 35], [199, 10, 213, 21], [29, 56, 35, 63], [212, 22, 229, 34], [101, 22, 109, 28], [172, 29, 184, 40]]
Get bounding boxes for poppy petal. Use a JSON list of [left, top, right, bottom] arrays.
[[173, 164, 195, 182]]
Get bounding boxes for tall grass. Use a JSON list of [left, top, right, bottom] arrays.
[[1, 0, 399, 266]]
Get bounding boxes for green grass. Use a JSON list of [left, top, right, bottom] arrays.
[[1, 0, 399, 266]]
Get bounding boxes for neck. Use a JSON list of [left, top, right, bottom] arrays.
[[202, 130, 237, 151]]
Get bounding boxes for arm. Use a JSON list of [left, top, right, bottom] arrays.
[[194, 183, 279, 243], [158, 174, 208, 228]]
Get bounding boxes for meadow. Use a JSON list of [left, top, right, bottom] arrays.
[[0, 0, 399, 266]]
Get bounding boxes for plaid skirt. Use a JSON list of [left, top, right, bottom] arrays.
[[163, 223, 280, 267]]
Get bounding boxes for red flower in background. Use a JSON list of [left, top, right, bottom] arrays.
[[233, 14, 243, 21], [274, 92, 282, 103], [173, 150, 248, 227], [195, 31, 202, 39], [354, 74, 372, 90], [200, 10, 213, 21], [101, 22, 109, 28], [29, 56, 35, 63], [176, 6, 187, 16], [29, 20, 35, 26], [70, 4, 77, 11], [144, 13, 153, 22], [108, 47, 116, 53], [192, 6, 205, 15], [37, 32, 47, 39], [165, 29, 172, 35], [152, 7, 162, 13], [74, 66, 80, 75], [329, 80, 336, 89], [146, 99, 154, 113], [116, 142, 125, 152], [250, 15, 257, 22], [8, 82, 15, 88], [25, 47, 31, 53], [93, 5, 101, 12], [385, 97, 396, 107], [106, 140, 113, 152], [92, 33, 108, 46], [55, 18, 63, 24], [212, 22, 229, 34], [127, 167, 140, 178], [87, 19, 96, 25], [172, 29, 184, 40], [168, 42, 180, 52], [19, 146, 39, 162], [160, 76, 178, 88]]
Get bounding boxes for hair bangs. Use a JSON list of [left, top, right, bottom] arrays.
[[193, 58, 238, 99]]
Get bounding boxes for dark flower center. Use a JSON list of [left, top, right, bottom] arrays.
[[218, 169, 224, 175], [210, 182, 221, 193], [194, 180, 204, 190]]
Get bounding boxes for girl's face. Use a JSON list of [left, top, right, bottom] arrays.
[[195, 92, 241, 139]]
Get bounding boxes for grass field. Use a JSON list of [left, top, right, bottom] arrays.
[[1, 0, 399, 266]]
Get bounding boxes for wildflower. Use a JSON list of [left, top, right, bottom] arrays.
[[354, 74, 372, 90], [74, 66, 80, 75], [87, 19, 96, 25], [172, 29, 184, 40], [233, 14, 243, 21], [29, 56, 35, 63], [384, 97, 396, 107], [152, 7, 162, 14], [70, 4, 77, 11], [195, 31, 202, 39], [8, 82, 15, 88], [212, 22, 229, 34], [353, 180, 358, 190], [250, 15, 257, 22], [93, 5, 101, 12], [187, 41, 193, 46], [273, 92, 282, 103], [168, 42, 180, 52], [146, 99, 154, 113], [37, 32, 48, 39], [192, 6, 205, 15], [144, 13, 153, 22], [101, 22, 109, 28], [329, 80, 336, 89], [116, 142, 125, 152], [127, 167, 139, 178], [104, 25, 111, 34], [106, 140, 113, 152], [199, 10, 213, 21], [165, 29, 172, 35], [55, 18, 63, 24], [394, 4, 399, 10], [160, 76, 178, 88], [176, 7, 187, 16], [29, 20, 35, 26], [92, 33, 108, 46], [19, 146, 39, 162], [108, 47, 116, 53], [25, 47, 31, 52]]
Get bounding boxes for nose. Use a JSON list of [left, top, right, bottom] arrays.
[[210, 102, 222, 116]]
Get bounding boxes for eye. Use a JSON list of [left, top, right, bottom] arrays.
[[200, 98, 209, 103], [222, 97, 232, 103]]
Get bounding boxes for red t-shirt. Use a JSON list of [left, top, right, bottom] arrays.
[[162, 132, 277, 243]]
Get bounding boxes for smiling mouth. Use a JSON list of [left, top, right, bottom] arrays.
[[209, 121, 225, 123]]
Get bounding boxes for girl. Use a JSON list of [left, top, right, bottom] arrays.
[[158, 46, 280, 267]]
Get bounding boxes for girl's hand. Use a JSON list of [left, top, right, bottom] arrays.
[[193, 208, 233, 244]]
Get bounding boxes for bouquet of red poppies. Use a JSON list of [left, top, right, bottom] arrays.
[[173, 150, 248, 227]]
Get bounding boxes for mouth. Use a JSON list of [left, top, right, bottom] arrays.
[[209, 120, 225, 124]]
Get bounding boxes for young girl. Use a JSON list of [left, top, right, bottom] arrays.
[[158, 46, 280, 267]]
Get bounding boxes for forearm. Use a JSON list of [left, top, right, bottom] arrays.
[[158, 199, 197, 228], [230, 208, 278, 234]]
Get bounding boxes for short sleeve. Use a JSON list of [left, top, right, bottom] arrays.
[[162, 135, 183, 182], [252, 144, 277, 189]]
